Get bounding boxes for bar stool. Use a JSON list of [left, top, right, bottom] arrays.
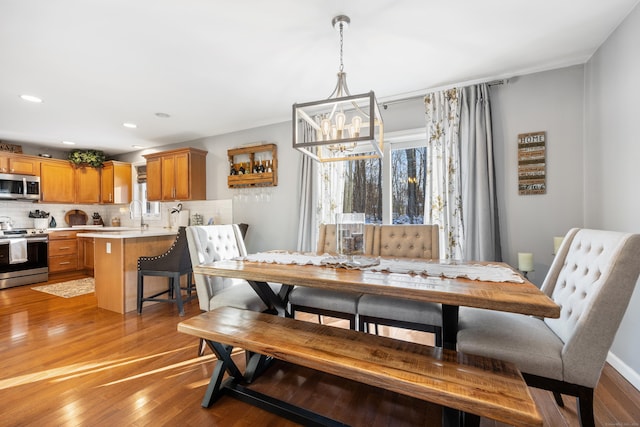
[[137, 226, 195, 316]]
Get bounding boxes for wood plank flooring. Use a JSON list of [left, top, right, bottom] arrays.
[[1, 277, 639, 426]]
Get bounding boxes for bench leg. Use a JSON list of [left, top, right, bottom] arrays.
[[201, 341, 244, 407], [202, 357, 229, 407]]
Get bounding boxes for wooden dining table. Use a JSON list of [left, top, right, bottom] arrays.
[[193, 257, 560, 350]]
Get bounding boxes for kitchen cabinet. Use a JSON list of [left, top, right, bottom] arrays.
[[75, 166, 102, 204], [101, 161, 132, 204], [0, 153, 40, 175], [40, 159, 75, 203], [48, 230, 79, 274], [79, 236, 95, 274], [143, 147, 207, 201]]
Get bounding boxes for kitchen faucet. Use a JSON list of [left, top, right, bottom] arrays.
[[129, 200, 148, 229]]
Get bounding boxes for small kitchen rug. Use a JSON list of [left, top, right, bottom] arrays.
[[32, 277, 95, 298]]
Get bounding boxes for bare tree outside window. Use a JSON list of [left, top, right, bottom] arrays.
[[340, 140, 426, 225]]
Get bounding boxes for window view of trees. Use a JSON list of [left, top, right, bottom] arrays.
[[391, 146, 426, 224], [341, 144, 426, 224], [343, 158, 382, 223]]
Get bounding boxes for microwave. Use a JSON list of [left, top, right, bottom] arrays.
[[0, 173, 41, 200]]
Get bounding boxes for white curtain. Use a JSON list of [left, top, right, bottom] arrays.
[[317, 161, 345, 226], [460, 84, 501, 261], [424, 89, 464, 260]]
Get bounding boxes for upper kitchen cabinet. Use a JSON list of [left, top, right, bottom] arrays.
[[75, 166, 102, 204], [0, 153, 40, 175], [101, 161, 132, 204], [143, 147, 207, 201], [40, 158, 75, 203]]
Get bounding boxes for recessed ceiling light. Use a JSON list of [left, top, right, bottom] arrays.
[[131, 145, 146, 149], [61, 140, 76, 145], [123, 122, 137, 129], [155, 112, 170, 118], [20, 94, 43, 103]]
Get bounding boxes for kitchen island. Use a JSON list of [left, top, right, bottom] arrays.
[[77, 229, 179, 314]]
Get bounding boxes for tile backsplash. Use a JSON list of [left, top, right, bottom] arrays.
[[0, 199, 232, 229]]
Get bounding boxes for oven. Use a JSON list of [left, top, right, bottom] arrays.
[[0, 230, 48, 289]]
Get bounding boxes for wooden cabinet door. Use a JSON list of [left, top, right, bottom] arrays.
[[76, 166, 101, 204], [161, 155, 176, 200], [0, 154, 39, 175], [81, 237, 95, 270], [9, 157, 39, 175], [112, 162, 131, 204], [174, 152, 190, 200], [146, 157, 162, 201], [100, 162, 114, 203], [40, 160, 75, 203], [101, 161, 132, 204]]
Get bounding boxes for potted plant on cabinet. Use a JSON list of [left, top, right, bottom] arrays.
[[67, 149, 106, 168]]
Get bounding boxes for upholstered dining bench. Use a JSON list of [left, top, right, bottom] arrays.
[[178, 306, 542, 427]]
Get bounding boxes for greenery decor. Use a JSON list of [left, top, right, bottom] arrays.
[[67, 149, 106, 168]]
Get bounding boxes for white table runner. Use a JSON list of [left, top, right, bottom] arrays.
[[240, 252, 525, 283]]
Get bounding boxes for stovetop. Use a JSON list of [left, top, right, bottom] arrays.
[[0, 229, 48, 238]]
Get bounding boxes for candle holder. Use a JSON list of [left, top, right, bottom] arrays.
[[518, 252, 534, 279]]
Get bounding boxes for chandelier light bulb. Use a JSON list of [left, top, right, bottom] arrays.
[[321, 118, 331, 140], [335, 112, 346, 138], [351, 116, 362, 138]]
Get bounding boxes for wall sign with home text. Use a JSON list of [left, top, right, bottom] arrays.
[[518, 131, 546, 195]]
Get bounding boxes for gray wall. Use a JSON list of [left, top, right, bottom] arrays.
[[491, 66, 585, 284], [584, 3, 640, 387]]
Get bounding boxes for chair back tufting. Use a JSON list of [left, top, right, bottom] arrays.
[[374, 224, 440, 259], [542, 228, 640, 386], [186, 224, 249, 311]]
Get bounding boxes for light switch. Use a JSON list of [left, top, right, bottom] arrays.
[[106, 242, 111, 254]]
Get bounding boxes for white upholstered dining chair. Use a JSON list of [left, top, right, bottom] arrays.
[[357, 224, 442, 346], [456, 228, 640, 427]]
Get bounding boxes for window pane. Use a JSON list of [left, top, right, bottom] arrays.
[[391, 146, 426, 224], [341, 158, 382, 224]]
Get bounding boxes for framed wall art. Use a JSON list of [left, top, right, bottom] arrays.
[[517, 131, 546, 195]]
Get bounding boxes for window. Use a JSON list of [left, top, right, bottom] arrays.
[[338, 129, 427, 225], [132, 163, 160, 218]]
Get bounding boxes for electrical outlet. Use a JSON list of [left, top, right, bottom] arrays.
[[106, 242, 111, 254]]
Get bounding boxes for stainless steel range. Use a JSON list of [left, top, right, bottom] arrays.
[[0, 229, 48, 289]]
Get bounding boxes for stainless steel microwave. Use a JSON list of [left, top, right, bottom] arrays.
[[0, 173, 40, 200]]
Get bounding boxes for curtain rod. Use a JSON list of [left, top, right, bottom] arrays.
[[380, 79, 509, 109]]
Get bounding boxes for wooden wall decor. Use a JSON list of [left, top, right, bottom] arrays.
[[517, 131, 546, 195], [0, 142, 23, 153]]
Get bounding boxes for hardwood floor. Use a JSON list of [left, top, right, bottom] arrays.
[[1, 277, 639, 426]]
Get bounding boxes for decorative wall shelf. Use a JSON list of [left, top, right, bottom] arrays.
[[227, 143, 278, 188]]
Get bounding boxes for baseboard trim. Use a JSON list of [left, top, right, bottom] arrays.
[[607, 351, 640, 391]]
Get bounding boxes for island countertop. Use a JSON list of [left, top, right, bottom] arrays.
[[76, 228, 177, 239]]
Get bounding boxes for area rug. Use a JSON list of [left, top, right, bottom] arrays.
[[31, 277, 95, 298]]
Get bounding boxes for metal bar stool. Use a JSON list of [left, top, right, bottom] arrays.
[[137, 226, 195, 316]]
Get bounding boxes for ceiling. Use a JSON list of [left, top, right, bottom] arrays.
[[1, 0, 638, 156]]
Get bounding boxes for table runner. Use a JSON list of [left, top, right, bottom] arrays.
[[240, 252, 525, 283]]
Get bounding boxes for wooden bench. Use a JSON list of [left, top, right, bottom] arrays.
[[178, 306, 542, 427]]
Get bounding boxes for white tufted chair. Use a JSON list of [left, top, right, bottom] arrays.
[[288, 224, 377, 330], [457, 228, 640, 427], [186, 224, 280, 314], [357, 224, 442, 345]]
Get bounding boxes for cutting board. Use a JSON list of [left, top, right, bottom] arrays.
[[65, 209, 88, 226]]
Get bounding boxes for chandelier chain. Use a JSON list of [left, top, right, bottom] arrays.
[[339, 22, 344, 73]]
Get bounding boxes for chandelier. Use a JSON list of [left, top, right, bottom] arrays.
[[292, 15, 384, 162]]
